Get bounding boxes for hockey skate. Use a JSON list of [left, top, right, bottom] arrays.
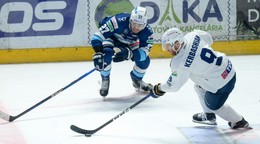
[[192, 113, 217, 125], [228, 117, 252, 129], [100, 77, 110, 97], [131, 78, 149, 93]]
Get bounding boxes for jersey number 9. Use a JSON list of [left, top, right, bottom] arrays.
[[200, 48, 222, 66]]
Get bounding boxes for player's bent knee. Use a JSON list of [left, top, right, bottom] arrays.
[[205, 99, 224, 110], [135, 57, 150, 69]]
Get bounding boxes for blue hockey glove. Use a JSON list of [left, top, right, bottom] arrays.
[[149, 83, 166, 98], [113, 47, 133, 62], [93, 52, 104, 71]]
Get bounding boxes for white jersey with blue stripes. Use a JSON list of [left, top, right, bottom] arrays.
[[160, 30, 235, 93]]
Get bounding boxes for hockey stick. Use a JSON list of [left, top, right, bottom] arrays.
[[243, 20, 260, 35], [0, 68, 96, 122], [70, 93, 151, 137]]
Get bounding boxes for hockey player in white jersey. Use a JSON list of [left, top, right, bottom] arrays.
[[149, 28, 251, 129]]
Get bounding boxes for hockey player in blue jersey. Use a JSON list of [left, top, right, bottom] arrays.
[[91, 6, 154, 97]]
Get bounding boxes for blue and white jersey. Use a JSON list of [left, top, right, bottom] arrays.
[[92, 13, 153, 51]]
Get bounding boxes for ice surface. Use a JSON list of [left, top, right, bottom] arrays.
[[0, 55, 260, 144]]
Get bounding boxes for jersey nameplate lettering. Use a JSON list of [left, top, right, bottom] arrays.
[[184, 35, 200, 67]]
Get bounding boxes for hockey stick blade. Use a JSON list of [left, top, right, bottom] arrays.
[[70, 94, 151, 136], [70, 125, 96, 136], [0, 111, 11, 122]]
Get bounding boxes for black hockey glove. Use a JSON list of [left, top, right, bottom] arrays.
[[149, 83, 166, 98], [113, 47, 133, 62], [93, 52, 104, 71]]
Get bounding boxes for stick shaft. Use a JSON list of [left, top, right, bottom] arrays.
[[71, 94, 151, 135], [1, 68, 96, 122]]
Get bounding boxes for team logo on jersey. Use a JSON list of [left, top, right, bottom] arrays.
[[123, 29, 129, 34], [146, 35, 154, 44], [111, 16, 119, 29], [221, 60, 232, 79], [171, 71, 178, 77]]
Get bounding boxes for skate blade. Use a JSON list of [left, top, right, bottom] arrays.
[[192, 120, 217, 125], [135, 90, 149, 94], [245, 126, 253, 129], [135, 88, 149, 93], [242, 124, 253, 129]]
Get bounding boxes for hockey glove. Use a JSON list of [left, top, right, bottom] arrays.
[[149, 83, 166, 98], [113, 47, 133, 62], [93, 52, 104, 71]]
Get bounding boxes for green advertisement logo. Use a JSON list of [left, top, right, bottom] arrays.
[[94, 0, 134, 27], [159, 0, 181, 25], [93, 0, 226, 40]]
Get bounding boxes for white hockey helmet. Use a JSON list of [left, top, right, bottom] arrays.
[[161, 28, 185, 51], [130, 6, 148, 30]]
